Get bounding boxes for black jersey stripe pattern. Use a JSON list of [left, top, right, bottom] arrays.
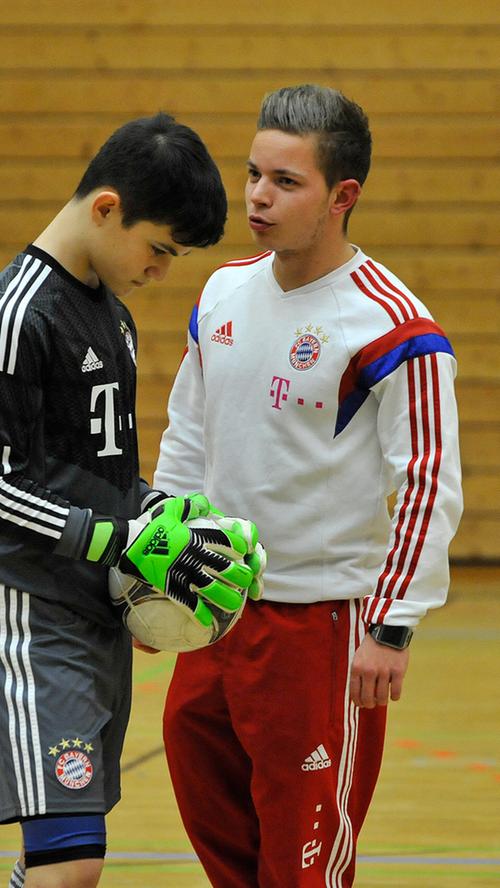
[[0, 247, 141, 622], [0, 476, 69, 539], [0, 254, 52, 375], [0, 254, 71, 545]]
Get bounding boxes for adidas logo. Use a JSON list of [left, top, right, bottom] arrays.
[[81, 347, 104, 372], [211, 320, 233, 347], [301, 744, 332, 772], [143, 527, 169, 557]]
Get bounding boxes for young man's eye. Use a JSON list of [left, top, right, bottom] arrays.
[[151, 245, 166, 256], [247, 169, 260, 181], [279, 177, 296, 187]]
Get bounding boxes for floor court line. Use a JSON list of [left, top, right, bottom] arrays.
[[1, 851, 499, 866], [121, 744, 164, 772]]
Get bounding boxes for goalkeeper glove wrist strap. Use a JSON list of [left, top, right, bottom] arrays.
[[83, 516, 129, 566], [140, 489, 174, 513]]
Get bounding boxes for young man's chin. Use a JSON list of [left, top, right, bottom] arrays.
[[251, 230, 278, 250], [113, 281, 137, 298]]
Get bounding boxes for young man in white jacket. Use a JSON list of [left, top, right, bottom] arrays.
[[154, 84, 463, 887]]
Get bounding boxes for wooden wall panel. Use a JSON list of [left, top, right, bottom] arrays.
[[0, 75, 499, 115], [0, 2, 498, 559], [4, 1, 500, 26], [1, 29, 499, 71]]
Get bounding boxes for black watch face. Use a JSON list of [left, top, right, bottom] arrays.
[[371, 625, 412, 648]]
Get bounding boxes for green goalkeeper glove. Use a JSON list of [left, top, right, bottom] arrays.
[[83, 496, 254, 615], [138, 494, 267, 608], [212, 515, 266, 600], [138, 492, 266, 600]]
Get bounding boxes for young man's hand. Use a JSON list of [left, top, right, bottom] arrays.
[[349, 633, 410, 708]]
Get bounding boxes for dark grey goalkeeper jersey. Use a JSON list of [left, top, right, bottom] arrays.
[[0, 246, 144, 625]]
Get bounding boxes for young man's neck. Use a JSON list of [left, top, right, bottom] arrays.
[[33, 200, 99, 288], [272, 239, 356, 292]]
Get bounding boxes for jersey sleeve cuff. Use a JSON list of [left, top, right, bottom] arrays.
[[53, 505, 93, 559]]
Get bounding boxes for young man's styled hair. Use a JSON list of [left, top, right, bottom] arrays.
[[75, 112, 227, 248], [257, 84, 371, 229]]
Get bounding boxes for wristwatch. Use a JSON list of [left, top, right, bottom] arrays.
[[368, 623, 413, 649]]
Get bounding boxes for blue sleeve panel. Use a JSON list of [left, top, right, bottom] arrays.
[[334, 320, 454, 437], [189, 303, 199, 344], [22, 814, 106, 852]]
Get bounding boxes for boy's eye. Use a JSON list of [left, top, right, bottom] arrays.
[[152, 246, 166, 256]]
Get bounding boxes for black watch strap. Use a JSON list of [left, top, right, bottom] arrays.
[[368, 623, 413, 649]]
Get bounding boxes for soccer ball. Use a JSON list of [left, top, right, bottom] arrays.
[[108, 517, 247, 652]]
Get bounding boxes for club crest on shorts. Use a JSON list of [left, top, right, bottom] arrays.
[[289, 325, 329, 371], [55, 750, 94, 789], [48, 736, 95, 790]]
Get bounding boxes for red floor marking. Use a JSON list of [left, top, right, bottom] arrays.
[[431, 749, 457, 758], [395, 738, 422, 749]]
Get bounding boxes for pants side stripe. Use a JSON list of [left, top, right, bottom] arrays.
[[20, 592, 45, 814], [325, 599, 360, 886], [0, 586, 28, 815]]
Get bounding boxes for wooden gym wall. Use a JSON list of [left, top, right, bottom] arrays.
[[1, 1, 498, 560]]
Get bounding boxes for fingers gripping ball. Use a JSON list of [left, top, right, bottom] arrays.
[[119, 497, 253, 611], [167, 516, 254, 613], [245, 542, 267, 600], [109, 516, 251, 652], [215, 516, 267, 600]]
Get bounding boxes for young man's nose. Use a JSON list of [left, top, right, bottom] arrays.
[[146, 253, 172, 282], [250, 179, 273, 206]]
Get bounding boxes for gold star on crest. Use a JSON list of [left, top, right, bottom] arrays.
[[48, 745, 59, 757], [84, 743, 94, 753], [294, 327, 303, 336], [305, 323, 314, 332], [72, 737, 83, 748], [320, 334, 329, 343], [60, 738, 71, 749]]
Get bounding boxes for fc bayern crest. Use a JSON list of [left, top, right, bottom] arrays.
[[289, 333, 322, 371], [55, 751, 93, 790], [120, 320, 137, 366]]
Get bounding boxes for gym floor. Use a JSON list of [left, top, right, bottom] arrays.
[[1, 565, 498, 887]]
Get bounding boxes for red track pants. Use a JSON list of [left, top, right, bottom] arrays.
[[164, 598, 386, 887]]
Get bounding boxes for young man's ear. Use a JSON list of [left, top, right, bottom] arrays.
[[91, 190, 122, 225], [329, 179, 361, 218]]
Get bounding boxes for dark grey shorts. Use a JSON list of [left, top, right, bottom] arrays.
[[0, 585, 132, 823]]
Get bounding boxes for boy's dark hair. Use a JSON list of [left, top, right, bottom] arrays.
[[74, 112, 227, 247], [257, 85, 371, 229]]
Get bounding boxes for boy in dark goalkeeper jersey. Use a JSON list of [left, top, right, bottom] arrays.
[[0, 112, 255, 888]]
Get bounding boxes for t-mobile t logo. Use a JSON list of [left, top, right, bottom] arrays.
[[270, 376, 290, 410], [90, 382, 129, 457]]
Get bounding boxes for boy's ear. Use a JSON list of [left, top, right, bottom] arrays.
[[91, 190, 122, 224], [329, 179, 361, 218]]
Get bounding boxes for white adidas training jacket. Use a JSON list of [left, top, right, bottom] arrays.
[[154, 248, 463, 626]]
